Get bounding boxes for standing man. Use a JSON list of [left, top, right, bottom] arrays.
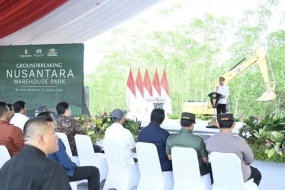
[[0, 116, 71, 190], [10, 100, 29, 130], [138, 108, 172, 171], [104, 109, 136, 164], [0, 101, 24, 157], [206, 113, 262, 186], [166, 112, 212, 179], [216, 77, 229, 114]]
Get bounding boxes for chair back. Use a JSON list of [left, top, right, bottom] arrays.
[[136, 142, 163, 187], [103, 139, 127, 171], [75, 134, 96, 166], [0, 145, 11, 168], [56, 132, 72, 157], [172, 147, 204, 189], [210, 152, 245, 190]]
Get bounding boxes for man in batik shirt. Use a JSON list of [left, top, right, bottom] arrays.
[[55, 101, 86, 156]]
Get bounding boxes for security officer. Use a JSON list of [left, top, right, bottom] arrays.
[[166, 112, 212, 179], [206, 113, 262, 186]]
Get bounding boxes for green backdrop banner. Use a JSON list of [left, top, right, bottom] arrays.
[[0, 44, 84, 116]]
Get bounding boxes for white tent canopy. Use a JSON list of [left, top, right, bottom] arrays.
[[0, 0, 162, 45]]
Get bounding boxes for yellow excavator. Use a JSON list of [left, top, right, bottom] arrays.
[[182, 47, 277, 115]]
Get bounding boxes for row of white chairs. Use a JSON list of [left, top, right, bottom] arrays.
[[0, 133, 258, 190], [72, 134, 258, 190]]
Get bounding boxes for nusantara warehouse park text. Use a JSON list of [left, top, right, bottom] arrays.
[[6, 62, 74, 85]]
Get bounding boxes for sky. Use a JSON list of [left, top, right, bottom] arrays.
[[83, 0, 285, 74]]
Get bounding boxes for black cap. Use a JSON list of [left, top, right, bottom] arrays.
[[35, 106, 49, 114], [181, 112, 196, 123], [217, 113, 234, 122], [111, 109, 127, 122]]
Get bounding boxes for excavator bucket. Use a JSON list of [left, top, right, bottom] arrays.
[[256, 87, 276, 101]]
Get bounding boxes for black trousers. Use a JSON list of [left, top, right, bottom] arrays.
[[248, 166, 262, 186], [216, 103, 226, 115], [69, 166, 100, 190], [200, 163, 213, 184], [93, 144, 102, 153]]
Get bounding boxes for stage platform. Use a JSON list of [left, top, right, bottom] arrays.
[[140, 119, 242, 138]]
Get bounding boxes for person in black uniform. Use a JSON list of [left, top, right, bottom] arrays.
[[0, 116, 71, 190]]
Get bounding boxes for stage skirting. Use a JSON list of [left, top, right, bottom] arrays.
[[141, 119, 242, 136]]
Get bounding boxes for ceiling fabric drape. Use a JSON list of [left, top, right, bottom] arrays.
[[0, 0, 161, 45], [0, 0, 68, 39]]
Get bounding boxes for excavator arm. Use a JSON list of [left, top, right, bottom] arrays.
[[218, 47, 277, 101], [182, 47, 277, 116]]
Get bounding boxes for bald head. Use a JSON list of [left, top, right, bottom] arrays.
[[23, 116, 53, 141], [23, 116, 58, 155]]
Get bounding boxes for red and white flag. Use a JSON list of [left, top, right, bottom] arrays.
[[135, 69, 145, 111], [127, 69, 136, 112], [144, 69, 153, 112], [144, 69, 153, 97], [152, 69, 161, 97], [161, 69, 172, 115]]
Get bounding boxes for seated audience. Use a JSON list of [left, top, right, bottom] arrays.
[[38, 111, 100, 190], [7, 103, 15, 122], [55, 101, 102, 156], [206, 113, 262, 186], [166, 112, 212, 180], [104, 109, 136, 164], [0, 116, 71, 190], [138, 108, 172, 171], [10, 100, 29, 131], [0, 101, 24, 157]]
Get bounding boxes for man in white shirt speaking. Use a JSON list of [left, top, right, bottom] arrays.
[[104, 109, 136, 164], [216, 77, 229, 115]]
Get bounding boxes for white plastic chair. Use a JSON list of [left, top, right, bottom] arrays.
[[55, 132, 79, 190], [172, 147, 211, 190], [75, 134, 108, 182], [103, 139, 140, 190], [0, 145, 11, 169], [56, 132, 79, 165], [209, 152, 258, 190], [136, 142, 174, 190]]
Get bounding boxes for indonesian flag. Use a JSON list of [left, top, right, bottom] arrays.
[[152, 69, 161, 97], [161, 69, 173, 115], [135, 69, 145, 112], [144, 69, 153, 112], [144, 69, 153, 97], [127, 69, 136, 112]]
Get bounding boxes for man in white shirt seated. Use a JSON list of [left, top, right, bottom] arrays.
[[104, 109, 136, 164], [10, 100, 29, 131]]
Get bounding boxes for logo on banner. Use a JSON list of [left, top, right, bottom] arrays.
[[34, 49, 44, 57], [47, 48, 58, 56], [20, 49, 32, 57]]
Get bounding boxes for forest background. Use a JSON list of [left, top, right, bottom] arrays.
[[84, 0, 285, 119]]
